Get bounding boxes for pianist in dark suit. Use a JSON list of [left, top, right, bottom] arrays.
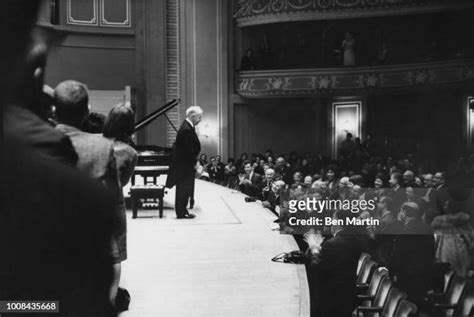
[[166, 106, 203, 219]]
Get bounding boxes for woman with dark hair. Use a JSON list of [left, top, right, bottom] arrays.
[[103, 103, 138, 186], [198, 153, 208, 167], [368, 172, 388, 201], [103, 102, 138, 310], [325, 165, 339, 198]]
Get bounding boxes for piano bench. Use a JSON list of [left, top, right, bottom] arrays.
[[130, 185, 165, 219]]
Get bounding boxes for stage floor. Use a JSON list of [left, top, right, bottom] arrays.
[[119, 178, 309, 317]]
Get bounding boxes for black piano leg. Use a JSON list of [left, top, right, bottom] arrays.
[[132, 196, 138, 219], [158, 196, 163, 218]]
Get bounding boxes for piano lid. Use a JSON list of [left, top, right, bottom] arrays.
[[134, 99, 180, 133]]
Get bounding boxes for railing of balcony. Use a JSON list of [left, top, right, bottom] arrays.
[[235, 59, 474, 97], [233, 0, 473, 26]]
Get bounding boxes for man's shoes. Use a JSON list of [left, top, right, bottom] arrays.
[[177, 213, 196, 219]]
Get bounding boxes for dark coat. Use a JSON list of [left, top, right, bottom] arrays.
[[309, 231, 363, 317], [4, 105, 78, 166], [166, 120, 201, 188], [238, 172, 262, 197], [389, 219, 435, 305], [3, 108, 115, 315]]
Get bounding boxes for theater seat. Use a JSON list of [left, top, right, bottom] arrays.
[[394, 299, 417, 317], [357, 267, 389, 303], [425, 269, 457, 304], [356, 286, 406, 317], [444, 270, 456, 293], [357, 253, 371, 276], [454, 286, 474, 317], [357, 258, 377, 287], [430, 275, 468, 317], [354, 276, 392, 316]]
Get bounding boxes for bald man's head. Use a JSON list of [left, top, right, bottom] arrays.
[[186, 106, 203, 126]]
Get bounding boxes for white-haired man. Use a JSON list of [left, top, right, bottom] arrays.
[[166, 106, 203, 219]]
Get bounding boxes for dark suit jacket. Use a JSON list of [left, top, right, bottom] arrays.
[[166, 120, 201, 188], [309, 231, 363, 317], [239, 172, 262, 197], [4, 105, 78, 166], [434, 184, 450, 214], [390, 219, 435, 303], [2, 120, 115, 315]]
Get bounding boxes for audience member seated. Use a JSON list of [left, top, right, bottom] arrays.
[[253, 156, 265, 175], [198, 153, 208, 167], [238, 160, 262, 197], [235, 152, 248, 172], [262, 180, 285, 215], [389, 202, 435, 307], [305, 210, 364, 317], [260, 168, 275, 201], [208, 156, 226, 185], [224, 158, 238, 188], [274, 156, 292, 184], [290, 171, 303, 189], [303, 175, 313, 188], [83, 112, 106, 133], [403, 170, 417, 187]]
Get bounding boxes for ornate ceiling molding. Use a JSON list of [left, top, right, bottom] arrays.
[[233, 0, 474, 27], [236, 59, 474, 97]]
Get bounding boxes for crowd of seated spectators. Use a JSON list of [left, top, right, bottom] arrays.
[[197, 134, 474, 316]]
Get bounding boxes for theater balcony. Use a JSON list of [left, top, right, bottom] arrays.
[[233, 0, 474, 97], [233, 0, 473, 27], [236, 59, 474, 97]]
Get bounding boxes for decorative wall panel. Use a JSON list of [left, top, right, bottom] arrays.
[[67, 0, 131, 27], [67, 0, 98, 26], [236, 59, 474, 97], [101, 0, 131, 27]]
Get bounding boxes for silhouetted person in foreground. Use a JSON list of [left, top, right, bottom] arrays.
[[1, 2, 116, 315], [389, 202, 435, 307], [305, 211, 363, 317]]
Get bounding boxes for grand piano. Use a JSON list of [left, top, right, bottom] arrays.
[[129, 99, 180, 218]]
